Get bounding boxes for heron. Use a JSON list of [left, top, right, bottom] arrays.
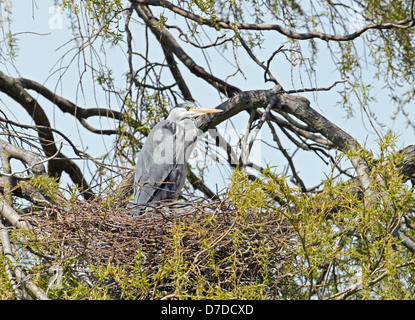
[[132, 101, 222, 211]]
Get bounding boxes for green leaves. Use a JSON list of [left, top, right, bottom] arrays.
[[61, 0, 124, 45], [6, 137, 412, 300], [225, 136, 415, 299]]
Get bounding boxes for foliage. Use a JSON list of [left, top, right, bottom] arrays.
[[0, 0, 414, 301], [0, 138, 412, 300]]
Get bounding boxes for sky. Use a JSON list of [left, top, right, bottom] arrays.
[[2, 0, 414, 195]]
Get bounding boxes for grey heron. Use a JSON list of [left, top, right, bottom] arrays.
[[132, 101, 222, 211]]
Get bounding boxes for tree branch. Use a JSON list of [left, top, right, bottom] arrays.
[[0, 70, 93, 199], [0, 223, 49, 299], [197, 87, 415, 190], [132, 4, 241, 97], [17, 77, 122, 134], [161, 44, 194, 101], [187, 167, 219, 201], [18, 78, 121, 119], [0, 138, 46, 176], [131, 0, 415, 41], [0, 195, 31, 230], [0, 177, 50, 206]]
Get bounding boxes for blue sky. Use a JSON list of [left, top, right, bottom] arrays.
[[3, 1, 413, 193]]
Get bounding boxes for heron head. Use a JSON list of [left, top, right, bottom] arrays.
[[167, 101, 223, 121]]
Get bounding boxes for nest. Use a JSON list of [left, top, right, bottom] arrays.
[[22, 196, 293, 299]]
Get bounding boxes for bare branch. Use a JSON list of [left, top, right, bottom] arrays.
[[0, 177, 50, 206], [0, 70, 93, 199], [0, 139, 46, 176], [18, 77, 122, 135], [161, 44, 194, 101], [0, 196, 31, 230], [392, 227, 415, 253], [187, 168, 219, 200], [196, 87, 373, 192], [17, 78, 122, 121], [266, 119, 307, 191], [0, 141, 61, 178], [237, 35, 279, 85], [131, 0, 415, 41], [0, 223, 49, 300], [133, 4, 241, 97]]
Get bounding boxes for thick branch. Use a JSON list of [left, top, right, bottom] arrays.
[[196, 88, 415, 190], [0, 197, 31, 230], [18, 78, 122, 121], [0, 224, 49, 299], [133, 4, 241, 97], [18, 78, 121, 135], [161, 44, 194, 101], [0, 71, 93, 199], [392, 227, 415, 253], [199, 88, 415, 257], [399, 145, 415, 184], [0, 177, 50, 206], [187, 168, 219, 200], [0, 139, 46, 176], [131, 0, 415, 41]]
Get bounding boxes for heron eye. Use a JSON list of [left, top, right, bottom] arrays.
[[185, 106, 191, 111]]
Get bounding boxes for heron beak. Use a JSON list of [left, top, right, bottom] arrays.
[[193, 108, 223, 114]]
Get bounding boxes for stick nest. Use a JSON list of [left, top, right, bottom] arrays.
[[22, 196, 293, 299]]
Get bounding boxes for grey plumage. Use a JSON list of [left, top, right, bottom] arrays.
[[132, 102, 222, 212]]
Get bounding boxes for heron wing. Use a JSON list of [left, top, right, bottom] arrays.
[[133, 119, 193, 204]]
